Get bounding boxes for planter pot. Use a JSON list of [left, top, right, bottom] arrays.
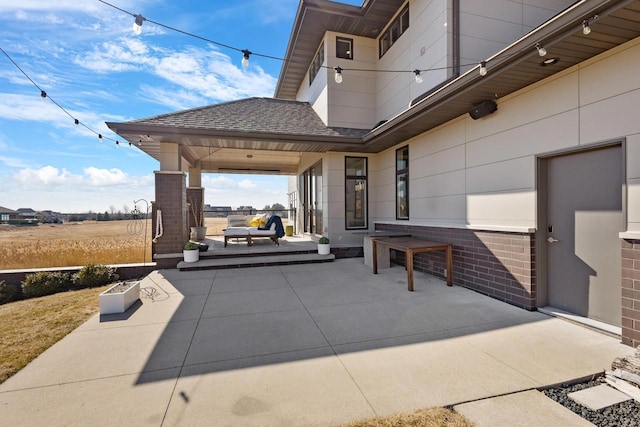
[[183, 249, 200, 263], [191, 226, 207, 241], [318, 243, 330, 255], [99, 281, 140, 315]]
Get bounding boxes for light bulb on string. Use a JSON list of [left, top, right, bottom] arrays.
[[479, 61, 487, 76], [334, 66, 343, 84], [40, 90, 47, 101], [98, 134, 103, 143], [241, 49, 251, 68], [535, 43, 547, 57], [133, 14, 145, 35], [582, 20, 591, 35], [413, 69, 423, 84], [74, 119, 79, 127]]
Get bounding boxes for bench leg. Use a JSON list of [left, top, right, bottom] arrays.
[[224, 236, 229, 247]]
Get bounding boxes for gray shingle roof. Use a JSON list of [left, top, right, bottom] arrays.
[[128, 97, 369, 139]]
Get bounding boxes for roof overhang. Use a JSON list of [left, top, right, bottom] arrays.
[[274, 0, 406, 100], [360, 0, 640, 152], [107, 0, 640, 174]]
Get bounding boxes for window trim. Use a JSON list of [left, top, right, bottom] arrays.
[[345, 156, 368, 230], [336, 36, 353, 60], [396, 146, 409, 220], [379, 4, 409, 58], [308, 41, 325, 85]]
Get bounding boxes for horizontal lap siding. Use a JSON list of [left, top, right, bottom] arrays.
[[376, 224, 536, 309]]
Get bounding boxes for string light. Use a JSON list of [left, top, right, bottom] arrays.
[[1, 47, 124, 148], [413, 69, 423, 84], [241, 49, 251, 68], [133, 14, 146, 35], [97, 0, 547, 80], [479, 61, 487, 76], [334, 66, 343, 84], [535, 43, 547, 57], [582, 20, 591, 35]]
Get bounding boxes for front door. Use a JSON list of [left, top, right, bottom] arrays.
[[544, 145, 623, 326]]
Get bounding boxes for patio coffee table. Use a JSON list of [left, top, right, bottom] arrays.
[[372, 237, 453, 291]]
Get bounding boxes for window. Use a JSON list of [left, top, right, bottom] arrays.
[[396, 146, 409, 219], [336, 37, 353, 60], [379, 5, 409, 58], [308, 42, 325, 85], [345, 157, 368, 229]]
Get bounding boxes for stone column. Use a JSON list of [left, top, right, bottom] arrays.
[[151, 142, 188, 256], [152, 171, 187, 255]]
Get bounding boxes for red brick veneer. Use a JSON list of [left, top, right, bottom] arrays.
[[622, 239, 640, 348], [375, 224, 536, 310]]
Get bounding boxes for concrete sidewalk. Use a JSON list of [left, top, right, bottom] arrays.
[[0, 258, 634, 426]]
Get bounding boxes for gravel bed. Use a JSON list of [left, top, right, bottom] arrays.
[[543, 376, 640, 427]]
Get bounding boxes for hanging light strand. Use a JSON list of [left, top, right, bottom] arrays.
[[98, 0, 588, 84], [0, 46, 121, 146]]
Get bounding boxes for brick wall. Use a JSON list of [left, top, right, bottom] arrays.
[[152, 172, 187, 255], [376, 224, 536, 310], [622, 239, 640, 348]]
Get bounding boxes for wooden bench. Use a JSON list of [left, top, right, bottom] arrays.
[[372, 237, 453, 291]]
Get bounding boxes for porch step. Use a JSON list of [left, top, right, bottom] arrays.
[[177, 252, 335, 271]]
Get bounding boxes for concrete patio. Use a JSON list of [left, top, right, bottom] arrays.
[[0, 258, 634, 426]]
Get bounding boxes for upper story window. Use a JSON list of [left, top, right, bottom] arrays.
[[336, 37, 353, 60], [379, 4, 409, 58], [309, 41, 325, 85]]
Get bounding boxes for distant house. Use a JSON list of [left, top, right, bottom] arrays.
[[38, 210, 63, 224], [205, 205, 232, 218], [0, 206, 20, 224], [16, 208, 38, 224]]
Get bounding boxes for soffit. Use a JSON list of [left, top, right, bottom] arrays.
[[274, 0, 406, 100], [361, 0, 640, 152], [107, 0, 640, 173]]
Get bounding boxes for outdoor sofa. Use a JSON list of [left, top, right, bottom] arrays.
[[223, 214, 284, 247]]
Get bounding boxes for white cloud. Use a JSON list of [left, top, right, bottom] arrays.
[[73, 39, 276, 105], [84, 167, 128, 185], [13, 165, 82, 186], [0, 155, 33, 168], [238, 179, 258, 190]]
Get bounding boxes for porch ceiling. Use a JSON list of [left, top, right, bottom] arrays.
[[106, 0, 640, 175]]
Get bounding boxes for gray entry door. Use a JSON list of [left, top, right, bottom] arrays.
[[545, 145, 623, 326]]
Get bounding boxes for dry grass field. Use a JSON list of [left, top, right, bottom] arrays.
[[0, 217, 280, 270]]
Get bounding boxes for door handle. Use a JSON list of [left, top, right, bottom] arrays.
[[547, 237, 559, 243]]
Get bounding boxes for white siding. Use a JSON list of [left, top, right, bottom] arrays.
[[368, 36, 640, 233]]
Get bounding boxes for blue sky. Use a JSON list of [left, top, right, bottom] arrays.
[[0, 0, 361, 213]]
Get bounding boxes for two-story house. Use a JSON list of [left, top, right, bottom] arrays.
[[108, 0, 640, 347]]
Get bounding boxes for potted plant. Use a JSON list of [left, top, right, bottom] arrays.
[[188, 198, 207, 241], [318, 236, 330, 255], [183, 241, 200, 263]]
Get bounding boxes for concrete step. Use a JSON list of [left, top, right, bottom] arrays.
[[177, 252, 335, 271]]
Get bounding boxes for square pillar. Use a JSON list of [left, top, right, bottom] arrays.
[[152, 171, 188, 255]]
